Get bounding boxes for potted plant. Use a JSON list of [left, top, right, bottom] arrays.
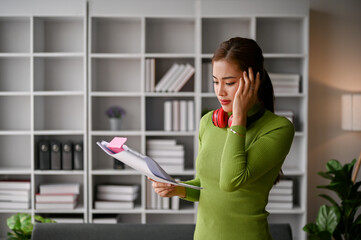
[[7, 213, 56, 240], [106, 106, 126, 131], [303, 158, 361, 240]]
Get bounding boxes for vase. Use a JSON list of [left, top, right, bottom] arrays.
[[109, 118, 122, 131]]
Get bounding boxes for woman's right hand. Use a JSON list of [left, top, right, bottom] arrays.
[[148, 178, 186, 198]]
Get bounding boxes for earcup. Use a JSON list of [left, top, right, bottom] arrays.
[[212, 108, 229, 128]]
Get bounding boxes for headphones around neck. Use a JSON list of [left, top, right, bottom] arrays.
[[212, 107, 266, 128]]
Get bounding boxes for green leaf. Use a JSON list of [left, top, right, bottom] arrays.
[[326, 160, 342, 172], [303, 223, 319, 234], [318, 171, 334, 180], [315, 205, 340, 234], [318, 194, 338, 206]]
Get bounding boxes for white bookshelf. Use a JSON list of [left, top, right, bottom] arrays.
[[0, 1, 308, 239], [0, 0, 88, 237]]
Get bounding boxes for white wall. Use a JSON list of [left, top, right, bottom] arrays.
[[308, 0, 361, 223]]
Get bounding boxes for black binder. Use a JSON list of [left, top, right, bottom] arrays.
[[73, 143, 83, 170], [50, 141, 62, 170], [39, 141, 50, 170], [62, 142, 73, 170]]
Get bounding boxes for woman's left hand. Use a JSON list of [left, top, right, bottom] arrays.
[[231, 67, 261, 126]]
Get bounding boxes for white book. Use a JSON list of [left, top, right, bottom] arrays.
[[157, 194, 162, 209], [151, 186, 157, 209], [0, 194, 30, 202], [269, 73, 300, 83], [268, 194, 293, 202], [0, 180, 31, 190], [146, 180, 152, 209], [172, 64, 195, 92], [147, 139, 177, 146], [187, 100, 194, 131], [145, 59, 150, 92], [150, 58, 155, 92], [171, 178, 181, 210], [147, 149, 185, 157], [266, 201, 293, 209], [93, 218, 117, 224], [269, 188, 293, 195], [164, 101, 172, 131], [151, 156, 184, 165], [97, 192, 138, 201], [97, 185, 140, 194], [172, 100, 180, 131], [36, 193, 77, 203], [36, 201, 77, 210], [161, 64, 185, 92], [94, 201, 134, 210], [207, 62, 213, 92], [167, 64, 192, 92], [180, 100, 187, 131], [52, 218, 84, 223], [0, 189, 30, 196], [39, 183, 80, 194], [162, 197, 170, 209], [147, 145, 184, 151], [0, 201, 30, 209], [275, 180, 294, 188], [155, 63, 179, 92]]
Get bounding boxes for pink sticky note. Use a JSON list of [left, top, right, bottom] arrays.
[[107, 137, 127, 153]]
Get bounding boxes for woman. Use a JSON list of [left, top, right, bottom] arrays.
[[150, 37, 294, 239]]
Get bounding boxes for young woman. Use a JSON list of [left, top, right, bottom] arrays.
[[150, 37, 295, 239]]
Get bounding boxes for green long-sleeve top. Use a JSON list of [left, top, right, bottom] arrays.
[[182, 107, 295, 240]]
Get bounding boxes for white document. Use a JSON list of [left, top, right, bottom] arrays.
[[97, 141, 202, 190]]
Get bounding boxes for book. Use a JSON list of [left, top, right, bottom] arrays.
[[0, 180, 31, 190], [172, 100, 180, 131], [151, 156, 184, 165], [94, 201, 134, 210], [268, 194, 293, 202], [160, 64, 185, 92], [164, 101, 172, 131], [97, 184, 140, 194], [35, 193, 77, 202], [36, 201, 77, 210], [180, 100, 187, 131], [187, 100, 194, 131], [276, 180, 294, 188], [266, 201, 293, 209], [97, 192, 138, 201], [0, 201, 30, 209], [146, 139, 177, 146], [145, 58, 151, 92], [0, 194, 30, 202], [51, 218, 84, 223], [160, 164, 184, 172], [171, 64, 195, 92], [147, 149, 185, 157], [269, 187, 292, 195], [150, 58, 155, 92], [39, 183, 80, 194], [162, 196, 170, 209], [0, 189, 30, 196], [93, 218, 118, 224], [155, 63, 179, 92], [147, 144, 184, 151]]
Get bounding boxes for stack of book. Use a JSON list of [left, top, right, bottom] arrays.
[[94, 184, 139, 210], [266, 179, 294, 210], [164, 100, 194, 131], [275, 110, 295, 123], [146, 178, 180, 210], [269, 73, 300, 94], [36, 183, 80, 210], [147, 139, 184, 172], [154, 63, 195, 92], [0, 180, 31, 209]]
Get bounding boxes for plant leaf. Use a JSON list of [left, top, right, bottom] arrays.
[[318, 194, 338, 206], [315, 205, 340, 234], [303, 223, 319, 234], [326, 159, 342, 172]]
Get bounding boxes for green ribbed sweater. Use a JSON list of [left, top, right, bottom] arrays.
[[182, 109, 295, 240]]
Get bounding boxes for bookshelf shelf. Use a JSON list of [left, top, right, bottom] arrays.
[[0, 1, 308, 239]]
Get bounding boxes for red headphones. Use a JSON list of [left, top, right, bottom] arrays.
[[212, 107, 265, 128], [212, 108, 233, 128]]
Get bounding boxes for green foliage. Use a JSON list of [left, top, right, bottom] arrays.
[[303, 159, 361, 240], [7, 213, 56, 240]]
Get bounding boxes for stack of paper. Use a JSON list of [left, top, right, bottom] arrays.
[[155, 63, 195, 92], [146, 139, 184, 173], [266, 179, 294, 210], [269, 73, 300, 94], [94, 184, 139, 210], [164, 100, 194, 131], [36, 183, 80, 210], [0, 180, 31, 209]]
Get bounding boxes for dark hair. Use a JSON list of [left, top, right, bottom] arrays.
[[212, 37, 282, 184], [212, 37, 275, 113]]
